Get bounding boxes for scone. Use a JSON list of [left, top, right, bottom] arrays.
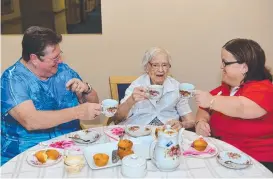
[[192, 138, 208, 151], [35, 150, 48, 163], [93, 153, 109, 167], [46, 149, 60, 160]]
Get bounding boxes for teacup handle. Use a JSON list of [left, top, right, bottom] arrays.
[[101, 105, 116, 117], [149, 140, 158, 167]]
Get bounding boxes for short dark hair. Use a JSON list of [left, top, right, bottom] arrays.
[[223, 38, 272, 83], [22, 26, 62, 62]]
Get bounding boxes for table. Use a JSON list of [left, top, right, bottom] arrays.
[[1, 126, 273, 178]]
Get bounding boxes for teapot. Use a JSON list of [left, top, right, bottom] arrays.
[[150, 125, 184, 171]]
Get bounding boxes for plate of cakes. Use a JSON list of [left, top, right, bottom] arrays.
[[84, 138, 150, 170], [181, 137, 218, 158], [26, 148, 63, 167], [125, 125, 152, 137]]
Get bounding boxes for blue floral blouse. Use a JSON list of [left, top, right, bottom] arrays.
[[1, 59, 81, 165]]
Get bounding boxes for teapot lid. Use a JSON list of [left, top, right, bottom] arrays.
[[122, 154, 146, 167], [159, 125, 177, 137]]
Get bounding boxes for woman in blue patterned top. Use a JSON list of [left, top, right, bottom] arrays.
[[1, 26, 101, 165]]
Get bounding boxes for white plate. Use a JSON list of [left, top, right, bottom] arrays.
[[70, 129, 100, 144], [26, 148, 63, 167], [216, 151, 252, 169], [125, 125, 151, 137], [84, 138, 151, 170], [181, 139, 218, 158]]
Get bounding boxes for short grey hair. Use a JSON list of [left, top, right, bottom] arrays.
[[142, 47, 172, 71]]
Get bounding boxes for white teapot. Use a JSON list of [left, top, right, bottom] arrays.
[[150, 125, 184, 171]]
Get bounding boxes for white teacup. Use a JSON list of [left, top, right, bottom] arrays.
[[179, 83, 195, 98], [101, 99, 119, 117], [146, 85, 163, 100]]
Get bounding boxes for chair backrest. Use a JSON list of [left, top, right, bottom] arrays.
[[109, 76, 138, 102]]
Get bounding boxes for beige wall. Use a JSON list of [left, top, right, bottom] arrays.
[[1, 0, 273, 124]]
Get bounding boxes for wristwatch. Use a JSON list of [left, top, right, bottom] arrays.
[[83, 82, 92, 94]]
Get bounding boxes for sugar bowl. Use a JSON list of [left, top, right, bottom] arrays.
[[121, 154, 147, 178], [64, 155, 85, 174]]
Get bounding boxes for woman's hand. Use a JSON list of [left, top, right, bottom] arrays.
[[66, 78, 89, 94], [165, 120, 183, 131], [131, 86, 148, 103], [194, 90, 214, 108], [195, 121, 211, 137]]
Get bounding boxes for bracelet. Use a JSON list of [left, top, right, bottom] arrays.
[[83, 82, 92, 94], [209, 97, 215, 111], [195, 120, 206, 127]]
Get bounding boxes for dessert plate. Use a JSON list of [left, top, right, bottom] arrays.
[[26, 148, 63, 167], [70, 129, 100, 144], [181, 138, 218, 158]]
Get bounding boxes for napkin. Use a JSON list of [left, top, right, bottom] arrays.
[[48, 140, 81, 151], [104, 126, 125, 141], [182, 145, 216, 156]]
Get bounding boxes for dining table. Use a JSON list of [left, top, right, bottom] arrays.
[[1, 125, 273, 178]]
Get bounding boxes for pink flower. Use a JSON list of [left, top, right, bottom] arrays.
[[111, 127, 125, 136]]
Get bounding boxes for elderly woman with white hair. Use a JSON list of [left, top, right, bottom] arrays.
[[113, 47, 195, 129]]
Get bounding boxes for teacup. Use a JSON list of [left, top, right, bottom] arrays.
[[146, 85, 163, 100], [179, 83, 195, 98], [101, 99, 119, 117]]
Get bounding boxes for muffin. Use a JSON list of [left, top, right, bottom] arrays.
[[117, 139, 134, 159], [117, 149, 134, 159], [118, 139, 133, 150], [46, 149, 60, 160], [93, 153, 109, 167], [35, 150, 48, 163], [192, 138, 208, 151]]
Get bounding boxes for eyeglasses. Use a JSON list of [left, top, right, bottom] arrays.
[[39, 51, 63, 62], [149, 62, 171, 70], [222, 60, 239, 67]]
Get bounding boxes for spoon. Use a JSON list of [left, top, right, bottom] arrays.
[[68, 136, 91, 143]]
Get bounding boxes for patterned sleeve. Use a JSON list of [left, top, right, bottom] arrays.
[[64, 63, 82, 81], [1, 75, 30, 115], [176, 98, 192, 116]]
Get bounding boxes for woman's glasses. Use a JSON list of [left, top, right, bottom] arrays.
[[149, 62, 171, 70], [222, 60, 239, 67]]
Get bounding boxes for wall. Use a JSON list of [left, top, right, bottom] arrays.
[[1, 0, 273, 124]]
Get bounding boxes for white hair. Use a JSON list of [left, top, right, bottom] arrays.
[[142, 47, 172, 71]]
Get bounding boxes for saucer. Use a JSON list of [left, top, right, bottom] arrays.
[[216, 151, 252, 169], [125, 125, 151, 137]]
